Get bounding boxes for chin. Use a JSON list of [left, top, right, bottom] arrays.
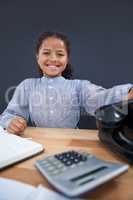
[[44, 72, 61, 77], [45, 68, 62, 76], [48, 74, 59, 77]]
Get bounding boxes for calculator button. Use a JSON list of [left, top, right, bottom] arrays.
[[60, 166, 67, 171], [51, 170, 60, 175], [46, 157, 57, 161], [56, 163, 64, 168], [73, 158, 79, 163], [55, 155, 64, 160], [82, 156, 87, 161], [39, 161, 51, 167], [39, 160, 48, 164], [54, 151, 88, 166], [65, 161, 72, 166], [52, 160, 61, 166], [47, 166, 55, 171], [70, 164, 76, 168]]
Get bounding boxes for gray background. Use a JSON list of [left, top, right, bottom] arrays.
[[0, 0, 133, 128]]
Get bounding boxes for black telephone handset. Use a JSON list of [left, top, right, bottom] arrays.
[[95, 99, 133, 163]]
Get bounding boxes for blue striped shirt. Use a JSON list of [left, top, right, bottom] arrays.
[[0, 76, 132, 128]]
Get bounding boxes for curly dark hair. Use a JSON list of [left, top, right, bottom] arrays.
[[36, 31, 73, 79]]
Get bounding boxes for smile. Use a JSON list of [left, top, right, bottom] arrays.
[[46, 65, 60, 70]]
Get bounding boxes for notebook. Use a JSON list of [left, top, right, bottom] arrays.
[[0, 127, 44, 169], [0, 178, 79, 200]]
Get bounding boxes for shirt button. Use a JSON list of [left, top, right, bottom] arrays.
[[49, 97, 54, 100], [48, 85, 53, 89], [49, 79, 53, 82], [50, 110, 54, 114]]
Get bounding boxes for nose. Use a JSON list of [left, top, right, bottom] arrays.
[[49, 53, 57, 62]]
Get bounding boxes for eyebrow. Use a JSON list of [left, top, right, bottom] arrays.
[[42, 48, 65, 52], [43, 48, 50, 50]]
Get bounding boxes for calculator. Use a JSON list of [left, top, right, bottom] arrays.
[[35, 150, 129, 197]]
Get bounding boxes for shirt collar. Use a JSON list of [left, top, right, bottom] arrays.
[[41, 74, 65, 82]]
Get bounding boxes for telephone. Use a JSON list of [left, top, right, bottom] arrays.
[[95, 99, 133, 163]]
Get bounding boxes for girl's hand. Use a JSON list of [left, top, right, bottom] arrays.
[[7, 117, 27, 135], [128, 88, 133, 100]]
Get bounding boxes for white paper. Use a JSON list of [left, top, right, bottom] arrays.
[[26, 185, 80, 200], [0, 178, 35, 200], [0, 178, 80, 200]]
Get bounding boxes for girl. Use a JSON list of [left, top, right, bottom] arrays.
[[0, 31, 133, 134]]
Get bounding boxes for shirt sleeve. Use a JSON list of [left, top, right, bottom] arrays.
[[79, 80, 133, 116], [0, 79, 30, 129]]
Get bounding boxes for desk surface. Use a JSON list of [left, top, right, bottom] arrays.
[[0, 127, 133, 200]]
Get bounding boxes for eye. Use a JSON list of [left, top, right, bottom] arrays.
[[57, 53, 65, 57], [42, 51, 50, 55]]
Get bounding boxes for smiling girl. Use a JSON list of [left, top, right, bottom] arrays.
[[0, 31, 133, 135]]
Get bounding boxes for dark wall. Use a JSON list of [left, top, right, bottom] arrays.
[[0, 0, 133, 128]]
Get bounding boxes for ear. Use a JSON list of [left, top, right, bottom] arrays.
[[36, 54, 39, 61]]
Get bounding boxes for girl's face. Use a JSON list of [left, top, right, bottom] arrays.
[[36, 37, 68, 77]]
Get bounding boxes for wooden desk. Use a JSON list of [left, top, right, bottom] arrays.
[[0, 127, 133, 200]]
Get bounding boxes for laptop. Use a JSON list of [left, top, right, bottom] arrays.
[[0, 127, 44, 169]]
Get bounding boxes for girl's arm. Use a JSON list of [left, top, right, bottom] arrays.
[[0, 79, 30, 130], [80, 80, 133, 115]]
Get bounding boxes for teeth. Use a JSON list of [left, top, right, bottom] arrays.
[[47, 65, 58, 68]]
